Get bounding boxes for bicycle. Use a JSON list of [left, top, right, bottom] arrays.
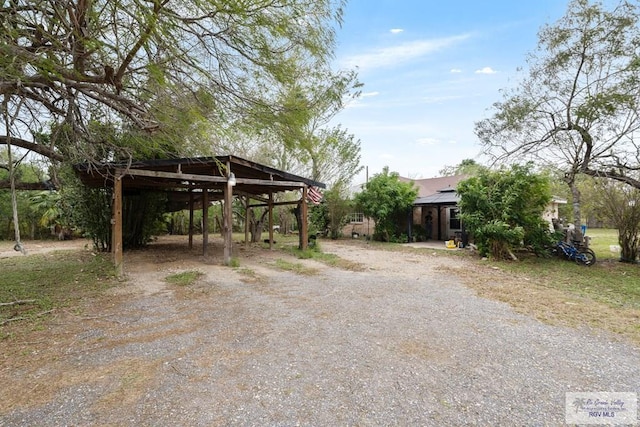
[[554, 240, 596, 266]]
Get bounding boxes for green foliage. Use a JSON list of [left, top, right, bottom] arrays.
[[595, 180, 640, 263], [475, 0, 640, 224], [355, 167, 418, 242], [2, 0, 348, 165], [309, 182, 352, 239], [0, 251, 117, 327], [439, 159, 486, 177], [58, 166, 167, 251], [457, 164, 553, 258], [165, 271, 204, 286]]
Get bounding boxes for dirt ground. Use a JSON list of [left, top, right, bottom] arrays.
[[1, 236, 639, 426]]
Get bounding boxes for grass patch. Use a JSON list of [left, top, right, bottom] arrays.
[[0, 251, 117, 328], [281, 240, 366, 271], [495, 256, 640, 310], [165, 270, 204, 286], [585, 228, 619, 261], [235, 267, 266, 284], [453, 253, 640, 344], [273, 259, 318, 275]]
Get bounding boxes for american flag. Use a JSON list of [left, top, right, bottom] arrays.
[[307, 186, 323, 205]]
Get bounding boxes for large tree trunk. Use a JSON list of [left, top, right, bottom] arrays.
[[249, 209, 268, 243], [566, 176, 584, 244]]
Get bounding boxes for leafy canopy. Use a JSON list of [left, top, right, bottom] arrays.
[[457, 164, 553, 259], [355, 167, 417, 242], [475, 0, 640, 226], [1, 0, 348, 165]]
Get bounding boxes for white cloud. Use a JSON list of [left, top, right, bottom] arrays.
[[361, 91, 380, 98], [450, 68, 462, 73], [475, 66, 497, 74], [416, 137, 440, 146], [422, 95, 464, 104], [340, 34, 471, 71], [390, 28, 404, 34]]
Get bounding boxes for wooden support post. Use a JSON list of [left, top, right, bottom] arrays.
[[301, 187, 308, 250], [223, 181, 233, 265], [203, 190, 209, 257], [268, 191, 274, 250], [437, 205, 442, 241], [188, 190, 194, 250], [244, 196, 250, 248], [112, 174, 123, 277]]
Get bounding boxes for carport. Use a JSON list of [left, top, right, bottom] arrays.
[[75, 155, 325, 276]]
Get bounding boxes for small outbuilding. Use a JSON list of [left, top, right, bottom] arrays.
[[75, 155, 325, 275]]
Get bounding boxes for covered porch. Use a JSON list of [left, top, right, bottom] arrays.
[[412, 187, 465, 244]]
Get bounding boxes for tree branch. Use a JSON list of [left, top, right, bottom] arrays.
[[0, 136, 64, 161]]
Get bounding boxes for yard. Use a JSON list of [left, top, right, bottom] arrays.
[[0, 232, 639, 425]]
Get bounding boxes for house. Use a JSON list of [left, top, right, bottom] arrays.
[[543, 196, 568, 230], [404, 175, 468, 242], [342, 175, 466, 240], [344, 174, 564, 242], [408, 175, 567, 242]]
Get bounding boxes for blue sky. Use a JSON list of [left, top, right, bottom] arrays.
[[331, 0, 575, 182]]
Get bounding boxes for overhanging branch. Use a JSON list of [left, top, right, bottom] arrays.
[[0, 136, 64, 161], [584, 168, 640, 189]]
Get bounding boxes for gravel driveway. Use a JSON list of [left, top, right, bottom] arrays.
[[1, 239, 639, 426]]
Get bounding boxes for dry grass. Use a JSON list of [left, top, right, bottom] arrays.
[[438, 259, 640, 345]]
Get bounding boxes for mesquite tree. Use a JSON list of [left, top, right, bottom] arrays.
[[475, 0, 640, 229], [1, 0, 346, 163], [1, 0, 348, 249]]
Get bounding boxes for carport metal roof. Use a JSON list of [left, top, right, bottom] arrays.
[[75, 155, 325, 196]]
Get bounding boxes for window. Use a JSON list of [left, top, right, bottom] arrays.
[[449, 208, 461, 230], [349, 212, 364, 224]]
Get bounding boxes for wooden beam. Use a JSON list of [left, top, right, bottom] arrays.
[[268, 191, 273, 250], [119, 168, 228, 184], [223, 182, 233, 265], [118, 168, 306, 189], [188, 191, 194, 249], [301, 188, 308, 250], [112, 174, 123, 277], [234, 177, 305, 187], [203, 189, 209, 257], [244, 196, 250, 248], [0, 181, 56, 190], [249, 200, 300, 208]]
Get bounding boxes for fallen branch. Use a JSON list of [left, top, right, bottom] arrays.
[[0, 299, 37, 307], [0, 309, 54, 325]]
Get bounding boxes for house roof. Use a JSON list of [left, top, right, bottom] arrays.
[[398, 175, 467, 206], [414, 191, 460, 205], [399, 175, 467, 198]]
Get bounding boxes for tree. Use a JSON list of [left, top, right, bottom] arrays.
[[1, 0, 350, 249], [475, 0, 640, 229], [595, 179, 640, 263], [1, 0, 346, 165], [354, 167, 418, 242], [439, 159, 486, 177], [246, 66, 363, 187], [457, 164, 553, 259], [309, 181, 352, 239]]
